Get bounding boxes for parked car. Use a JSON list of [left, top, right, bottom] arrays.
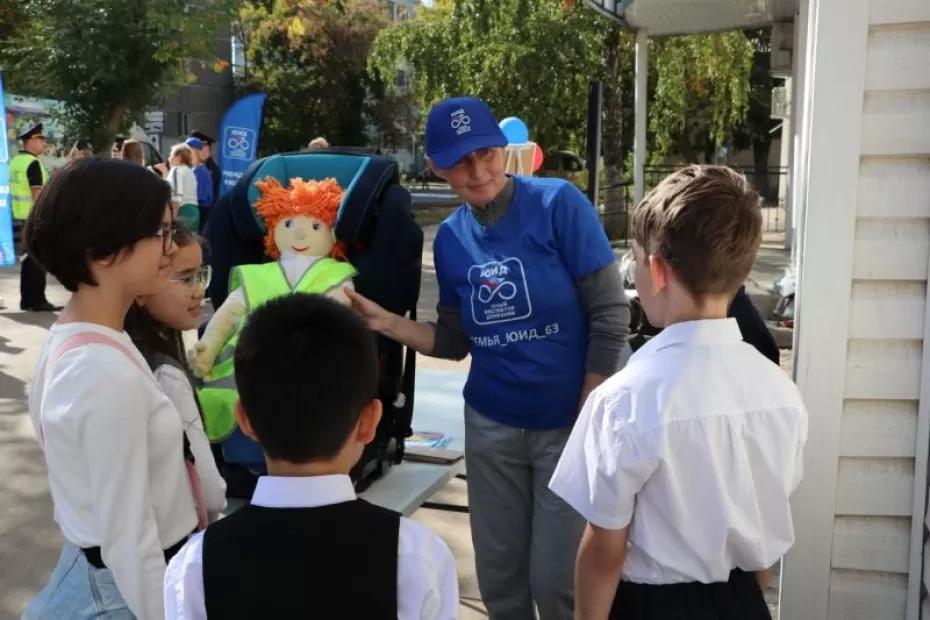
[[539, 150, 586, 181]]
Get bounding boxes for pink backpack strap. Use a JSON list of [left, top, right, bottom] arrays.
[[47, 331, 147, 374], [39, 330, 209, 530], [38, 332, 147, 448]]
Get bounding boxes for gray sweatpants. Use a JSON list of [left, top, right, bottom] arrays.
[[465, 404, 585, 620]]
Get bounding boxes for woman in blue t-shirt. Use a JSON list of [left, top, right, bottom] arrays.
[[347, 96, 629, 619]]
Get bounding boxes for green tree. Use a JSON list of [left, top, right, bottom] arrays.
[[0, 0, 234, 152], [600, 25, 634, 237], [369, 1, 754, 170], [732, 29, 780, 202], [238, 0, 410, 154], [369, 0, 615, 155], [648, 31, 754, 163]]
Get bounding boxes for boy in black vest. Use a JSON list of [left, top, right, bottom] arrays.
[[164, 294, 459, 619]]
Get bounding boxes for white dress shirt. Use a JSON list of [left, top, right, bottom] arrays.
[[550, 318, 808, 584], [30, 323, 199, 619], [164, 474, 459, 619], [153, 364, 227, 521]]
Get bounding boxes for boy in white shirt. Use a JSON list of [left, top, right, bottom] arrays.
[[549, 165, 807, 620], [164, 294, 458, 619]]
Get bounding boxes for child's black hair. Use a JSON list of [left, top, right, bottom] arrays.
[[25, 158, 172, 291], [234, 293, 379, 463]]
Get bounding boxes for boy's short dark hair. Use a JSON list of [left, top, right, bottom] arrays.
[[632, 164, 762, 297], [25, 158, 171, 292], [235, 294, 379, 463]]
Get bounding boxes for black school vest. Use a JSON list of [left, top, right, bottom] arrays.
[[203, 499, 400, 619]]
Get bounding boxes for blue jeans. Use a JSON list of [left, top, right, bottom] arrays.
[[23, 543, 135, 619], [465, 405, 585, 620]]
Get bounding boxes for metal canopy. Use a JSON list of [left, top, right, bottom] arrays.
[[588, 0, 798, 35]]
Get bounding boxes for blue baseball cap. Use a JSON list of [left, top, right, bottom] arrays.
[[425, 97, 508, 169], [185, 137, 205, 150]]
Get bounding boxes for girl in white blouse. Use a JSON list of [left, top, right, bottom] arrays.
[[23, 158, 200, 620], [125, 226, 227, 522]]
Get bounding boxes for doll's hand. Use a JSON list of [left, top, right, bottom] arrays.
[[190, 341, 216, 379], [344, 288, 394, 335]]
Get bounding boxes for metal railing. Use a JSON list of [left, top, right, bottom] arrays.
[[595, 166, 789, 242]]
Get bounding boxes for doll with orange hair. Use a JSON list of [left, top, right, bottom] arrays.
[[193, 176, 357, 442]]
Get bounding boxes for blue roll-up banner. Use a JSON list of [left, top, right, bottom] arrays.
[[0, 71, 14, 267], [217, 93, 267, 197]]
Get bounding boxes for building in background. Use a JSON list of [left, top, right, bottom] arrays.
[[151, 24, 235, 157]]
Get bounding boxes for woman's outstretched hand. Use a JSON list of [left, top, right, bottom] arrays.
[[345, 287, 394, 335]]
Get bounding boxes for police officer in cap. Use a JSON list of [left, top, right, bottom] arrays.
[[190, 130, 221, 201], [10, 123, 61, 312]]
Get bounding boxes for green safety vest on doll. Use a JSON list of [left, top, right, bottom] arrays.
[[199, 258, 357, 441]]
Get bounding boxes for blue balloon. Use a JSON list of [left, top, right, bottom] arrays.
[[499, 117, 529, 144]]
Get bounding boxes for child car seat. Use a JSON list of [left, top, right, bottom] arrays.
[[203, 150, 423, 491]]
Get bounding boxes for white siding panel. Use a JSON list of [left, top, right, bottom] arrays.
[[870, 0, 930, 26], [853, 218, 930, 281], [865, 25, 930, 92], [860, 91, 930, 156], [841, 400, 919, 457], [829, 569, 908, 619], [857, 158, 930, 218], [832, 516, 911, 573], [845, 340, 923, 400], [836, 457, 914, 516], [848, 282, 926, 339]]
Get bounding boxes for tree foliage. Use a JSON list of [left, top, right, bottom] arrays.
[[649, 31, 754, 163], [369, 0, 615, 154], [732, 29, 781, 200], [238, 0, 411, 154], [0, 0, 234, 152], [370, 0, 755, 166]]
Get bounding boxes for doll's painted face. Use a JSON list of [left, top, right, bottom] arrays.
[[273, 214, 335, 257]]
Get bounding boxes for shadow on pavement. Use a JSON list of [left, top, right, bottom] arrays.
[[0, 416, 60, 619], [1, 311, 58, 330]]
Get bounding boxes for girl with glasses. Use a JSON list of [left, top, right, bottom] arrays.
[[126, 228, 226, 528], [23, 159, 204, 619]]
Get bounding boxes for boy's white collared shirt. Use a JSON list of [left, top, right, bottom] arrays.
[[549, 318, 808, 584], [164, 474, 459, 619]]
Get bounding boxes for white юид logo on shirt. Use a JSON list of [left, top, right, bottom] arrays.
[[468, 257, 532, 325], [450, 109, 472, 136]]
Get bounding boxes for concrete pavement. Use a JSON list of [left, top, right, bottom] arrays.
[[0, 269, 66, 619]]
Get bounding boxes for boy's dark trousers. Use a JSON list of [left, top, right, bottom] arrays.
[[609, 569, 772, 620]]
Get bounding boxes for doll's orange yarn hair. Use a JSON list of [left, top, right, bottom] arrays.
[[254, 176, 347, 260]]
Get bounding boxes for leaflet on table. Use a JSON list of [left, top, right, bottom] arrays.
[[405, 432, 452, 449]]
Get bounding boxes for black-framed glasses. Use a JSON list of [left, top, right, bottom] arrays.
[[152, 223, 174, 255], [170, 265, 212, 291]]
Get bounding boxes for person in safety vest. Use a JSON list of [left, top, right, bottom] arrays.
[[11, 123, 61, 312], [192, 176, 357, 442]]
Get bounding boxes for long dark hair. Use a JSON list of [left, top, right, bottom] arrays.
[[125, 226, 205, 383]]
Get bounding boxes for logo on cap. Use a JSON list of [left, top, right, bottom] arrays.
[[450, 108, 471, 136]]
